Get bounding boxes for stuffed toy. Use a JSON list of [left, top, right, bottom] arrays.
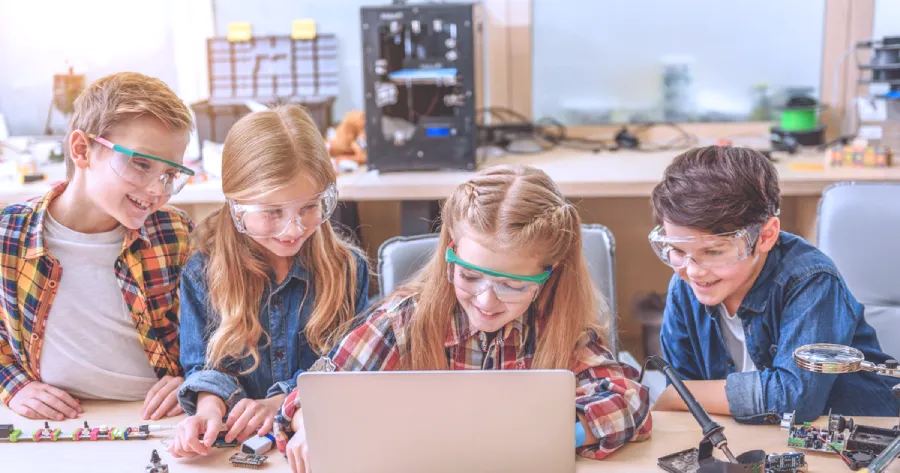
[[328, 110, 367, 165]]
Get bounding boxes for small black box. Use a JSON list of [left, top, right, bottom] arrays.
[[361, 2, 484, 172]]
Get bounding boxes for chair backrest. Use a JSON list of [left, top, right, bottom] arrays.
[[376, 224, 619, 356], [818, 182, 900, 360]]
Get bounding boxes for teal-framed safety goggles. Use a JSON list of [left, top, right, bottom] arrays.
[[444, 247, 552, 283], [88, 134, 195, 196]]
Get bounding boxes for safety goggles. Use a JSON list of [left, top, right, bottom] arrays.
[[89, 135, 194, 196], [648, 224, 762, 270], [229, 184, 338, 238], [445, 246, 551, 303]]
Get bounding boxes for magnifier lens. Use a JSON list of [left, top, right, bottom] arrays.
[[794, 343, 865, 374]]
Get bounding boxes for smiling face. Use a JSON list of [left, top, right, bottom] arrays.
[[450, 231, 547, 333], [77, 116, 190, 230]]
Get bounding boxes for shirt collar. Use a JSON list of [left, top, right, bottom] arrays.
[[24, 182, 153, 259], [269, 256, 311, 288], [21, 183, 63, 259], [738, 235, 783, 314]]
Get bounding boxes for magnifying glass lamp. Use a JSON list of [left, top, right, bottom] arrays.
[[793, 343, 900, 377], [794, 343, 900, 473]]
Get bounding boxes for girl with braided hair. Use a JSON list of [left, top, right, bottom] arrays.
[[278, 164, 652, 472]]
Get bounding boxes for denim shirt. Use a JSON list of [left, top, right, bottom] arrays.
[[177, 250, 369, 415], [660, 231, 900, 424]]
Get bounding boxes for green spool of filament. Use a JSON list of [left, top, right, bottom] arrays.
[[780, 107, 818, 132]]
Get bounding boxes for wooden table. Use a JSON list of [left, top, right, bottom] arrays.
[[1, 402, 897, 472]]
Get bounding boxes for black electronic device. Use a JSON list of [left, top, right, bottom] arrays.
[[857, 36, 900, 94], [361, 2, 483, 172]]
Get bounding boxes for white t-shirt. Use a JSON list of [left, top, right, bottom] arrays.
[[38, 212, 159, 400], [718, 304, 757, 373]]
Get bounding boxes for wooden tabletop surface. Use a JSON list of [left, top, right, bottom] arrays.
[[2, 401, 897, 472]]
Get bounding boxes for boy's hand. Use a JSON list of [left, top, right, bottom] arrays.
[[224, 395, 284, 444], [168, 395, 225, 458], [142, 375, 184, 420], [8, 381, 82, 420]]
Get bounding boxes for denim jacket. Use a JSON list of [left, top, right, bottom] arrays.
[[177, 251, 369, 415], [661, 231, 900, 424]]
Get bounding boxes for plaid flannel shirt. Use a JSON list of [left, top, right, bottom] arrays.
[[0, 183, 193, 404], [277, 296, 652, 460]]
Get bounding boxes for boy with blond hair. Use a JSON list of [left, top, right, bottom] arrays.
[[0, 72, 195, 421]]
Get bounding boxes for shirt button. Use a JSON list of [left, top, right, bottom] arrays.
[[274, 350, 284, 361]]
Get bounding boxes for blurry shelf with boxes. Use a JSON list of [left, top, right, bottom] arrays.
[[191, 30, 340, 157]]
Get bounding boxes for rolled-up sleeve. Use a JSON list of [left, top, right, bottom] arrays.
[[176, 266, 247, 415], [572, 336, 652, 459]]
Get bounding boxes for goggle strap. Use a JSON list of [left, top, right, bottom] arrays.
[[445, 247, 551, 283]]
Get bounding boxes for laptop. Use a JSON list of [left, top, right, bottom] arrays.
[[296, 370, 577, 473]]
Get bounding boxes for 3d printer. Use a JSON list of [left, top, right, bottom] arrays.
[[361, 2, 483, 172]]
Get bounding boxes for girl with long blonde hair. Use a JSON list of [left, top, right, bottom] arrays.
[[169, 105, 369, 458], [279, 165, 652, 472]]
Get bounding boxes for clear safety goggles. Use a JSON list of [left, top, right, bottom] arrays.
[[89, 134, 194, 196], [648, 224, 762, 270], [229, 184, 338, 238], [445, 246, 552, 303]]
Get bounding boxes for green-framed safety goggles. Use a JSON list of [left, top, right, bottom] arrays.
[[445, 247, 552, 283]]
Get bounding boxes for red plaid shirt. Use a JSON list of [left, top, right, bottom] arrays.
[[281, 296, 652, 460], [0, 184, 193, 404]]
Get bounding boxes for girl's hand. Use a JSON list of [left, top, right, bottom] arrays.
[[168, 394, 225, 458], [286, 413, 311, 473], [223, 395, 285, 443]]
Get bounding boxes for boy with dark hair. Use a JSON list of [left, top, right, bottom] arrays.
[[650, 145, 898, 423]]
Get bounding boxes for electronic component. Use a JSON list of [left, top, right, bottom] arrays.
[[860, 433, 900, 473], [146, 449, 168, 473], [843, 451, 874, 471], [0, 421, 166, 443], [783, 410, 849, 453], [765, 452, 807, 473], [361, 2, 483, 172], [205, 431, 239, 448], [845, 423, 900, 455], [783, 409, 900, 459], [242, 434, 275, 455], [229, 452, 268, 469]]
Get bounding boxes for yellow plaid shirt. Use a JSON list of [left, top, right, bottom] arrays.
[[0, 184, 193, 404]]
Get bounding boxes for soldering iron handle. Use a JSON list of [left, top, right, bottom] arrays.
[[648, 356, 726, 444]]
